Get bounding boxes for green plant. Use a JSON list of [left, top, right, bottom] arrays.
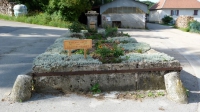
[[70, 34, 84, 39], [136, 49, 143, 53], [162, 15, 173, 24], [148, 91, 155, 97], [75, 49, 89, 55], [105, 27, 118, 37], [88, 28, 98, 34], [185, 88, 189, 97], [75, 49, 84, 54], [157, 92, 165, 96], [179, 27, 190, 32], [0, 13, 71, 28], [90, 83, 101, 94], [94, 43, 124, 63], [86, 33, 103, 40], [123, 33, 131, 37], [68, 21, 85, 33], [189, 20, 200, 33]]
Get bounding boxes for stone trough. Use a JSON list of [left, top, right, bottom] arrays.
[[32, 61, 181, 93], [10, 32, 187, 103], [30, 32, 182, 93]]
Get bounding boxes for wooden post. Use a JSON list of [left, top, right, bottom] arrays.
[[84, 49, 87, 59], [68, 49, 72, 56]]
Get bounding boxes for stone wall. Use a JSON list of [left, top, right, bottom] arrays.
[[0, 0, 16, 16], [33, 61, 181, 93], [175, 16, 194, 28]]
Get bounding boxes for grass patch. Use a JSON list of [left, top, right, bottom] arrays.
[[0, 13, 71, 28], [178, 27, 190, 32]]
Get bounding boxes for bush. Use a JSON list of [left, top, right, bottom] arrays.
[[162, 16, 173, 24], [68, 21, 85, 33], [105, 27, 118, 37], [189, 20, 200, 33]]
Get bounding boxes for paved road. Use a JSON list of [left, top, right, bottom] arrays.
[[0, 21, 200, 112], [0, 20, 68, 102]]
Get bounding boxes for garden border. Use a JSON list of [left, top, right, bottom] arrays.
[[32, 67, 182, 77]]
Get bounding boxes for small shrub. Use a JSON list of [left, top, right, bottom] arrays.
[[162, 15, 173, 24], [88, 28, 98, 34], [90, 83, 101, 94], [75, 49, 88, 55], [68, 21, 85, 33], [105, 27, 118, 37], [86, 33, 103, 40], [189, 20, 200, 33], [70, 34, 84, 39], [94, 43, 124, 63]]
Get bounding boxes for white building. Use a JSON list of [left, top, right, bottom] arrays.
[[149, 0, 200, 23], [100, 0, 148, 29]]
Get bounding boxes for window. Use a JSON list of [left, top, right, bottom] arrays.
[[194, 10, 198, 15], [171, 10, 179, 16]]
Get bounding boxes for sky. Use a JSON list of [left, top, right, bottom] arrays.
[[139, 0, 159, 3]]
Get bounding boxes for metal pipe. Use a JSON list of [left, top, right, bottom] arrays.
[[32, 67, 182, 77]]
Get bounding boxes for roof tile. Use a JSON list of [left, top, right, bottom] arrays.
[[150, 0, 200, 10]]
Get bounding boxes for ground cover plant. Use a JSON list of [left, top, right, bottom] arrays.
[[33, 26, 176, 72]]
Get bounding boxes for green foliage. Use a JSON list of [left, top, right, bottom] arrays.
[[17, 0, 91, 21], [75, 49, 85, 55], [189, 20, 200, 33], [16, 0, 49, 11], [157, 92, 165, 96], [95, 43, 124, 63], [162, 16, 173, 24], [90, 83, 101, 94], [70, 34, 84, 39], [140, 1, 155, 9], [69, 21, 85, 33], [92, 0, 115, 6], [88, 28, 98, 34], [86, 33, 104, 40], [148, 91, 155, 97], [179, 27, 190, 32], [185, 88, 189, 97], [105, 27, 118, 37], [0, 13, 70, 28], [47, 0, 91, 21]]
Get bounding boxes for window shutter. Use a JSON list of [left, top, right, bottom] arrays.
[[177, 10, 179, 16], [194, 10, 198, 15], [171, 10, 173, 16]]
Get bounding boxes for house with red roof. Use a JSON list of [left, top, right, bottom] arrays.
[[149, 0, 200, 23]]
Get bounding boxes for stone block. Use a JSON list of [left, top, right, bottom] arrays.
[[164, 72, 188, 104], [10, 75, 32, 102]]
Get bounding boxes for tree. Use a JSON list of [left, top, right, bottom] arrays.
[[47, 0, 91, 21], [139, 1, 155, 9]]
